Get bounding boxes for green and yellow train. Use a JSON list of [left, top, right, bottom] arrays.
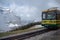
[[42, 7, 60, 29]]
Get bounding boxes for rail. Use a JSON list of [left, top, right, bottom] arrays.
[[0, 28, 51, 40]]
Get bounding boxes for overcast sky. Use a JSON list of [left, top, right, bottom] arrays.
[[0, 0, 59, 22]]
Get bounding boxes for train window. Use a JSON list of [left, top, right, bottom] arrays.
[[47, 12, 56, 20], [42, 13, 46, 19], [47, 14, 53, 19], [43, 14, 45, 19]]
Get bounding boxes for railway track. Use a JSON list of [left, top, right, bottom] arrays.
[[0, 28, 52, 40]]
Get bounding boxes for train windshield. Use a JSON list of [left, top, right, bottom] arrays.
[[47, 12, 56, 20], [42, 12, 56, 20]]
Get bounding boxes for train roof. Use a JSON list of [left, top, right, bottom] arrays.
[[42, 9, 60, 12], [42, 7, 60, 12]]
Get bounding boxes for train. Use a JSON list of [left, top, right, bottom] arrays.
[[42, 7, 60, 29]]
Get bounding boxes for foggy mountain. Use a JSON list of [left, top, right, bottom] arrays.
[[0, 7, 21, 32], [0, 7, 36, 32]]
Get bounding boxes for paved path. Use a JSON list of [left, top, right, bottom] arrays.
[[25, 29, 60, 40]]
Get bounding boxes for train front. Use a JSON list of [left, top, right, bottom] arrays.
[[42, 9, 57, 29]]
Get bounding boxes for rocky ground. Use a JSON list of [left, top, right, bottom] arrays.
[[24, 29, 60, 40]]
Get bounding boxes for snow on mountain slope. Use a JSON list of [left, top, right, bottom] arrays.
[[0, 7, 21, 32]]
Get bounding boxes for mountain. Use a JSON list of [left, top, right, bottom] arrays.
[[0, 7, 21, 32]]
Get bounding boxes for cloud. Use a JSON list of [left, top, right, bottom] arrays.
[[8, 3, 38, 21], [9, 3, 37, 13], [47, 0, 59, 8], [48, 2, 59, 7]]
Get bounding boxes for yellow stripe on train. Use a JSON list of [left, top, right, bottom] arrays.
[[42, 20, 60, 24]]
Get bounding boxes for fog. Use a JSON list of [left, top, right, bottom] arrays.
[[0, 0, 60, 32]]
